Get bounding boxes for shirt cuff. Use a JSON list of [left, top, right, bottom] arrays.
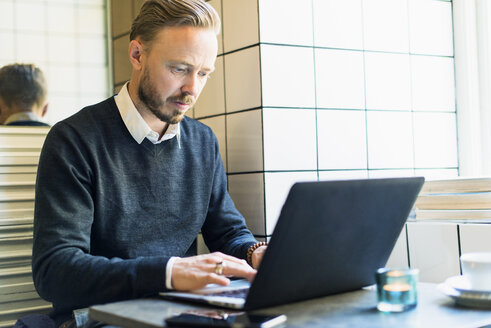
[[165, 256, 179, 290]]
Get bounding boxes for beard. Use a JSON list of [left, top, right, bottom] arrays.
[[138, 68, 195, 124]]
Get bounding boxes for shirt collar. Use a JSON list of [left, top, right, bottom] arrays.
[[114, 82, 181, 146], [4, 112, 46, 125]]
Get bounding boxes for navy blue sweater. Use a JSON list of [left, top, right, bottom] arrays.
[[32, 97, 257, 321], [6, 120, 50, 127]]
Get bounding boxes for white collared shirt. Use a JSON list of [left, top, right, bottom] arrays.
[[114, 82, 181, 147], [4, 112, 46, 125]]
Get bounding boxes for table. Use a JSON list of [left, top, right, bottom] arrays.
[[89, 283, 491, 328]]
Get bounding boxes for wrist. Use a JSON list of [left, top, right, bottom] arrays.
[[166, 256, 180, 290], [246, 242, 267, 266]]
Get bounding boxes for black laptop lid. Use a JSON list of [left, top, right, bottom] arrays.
[[244, 177, 424, 310]]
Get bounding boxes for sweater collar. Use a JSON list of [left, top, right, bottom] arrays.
[[114, 82, 181, 146]]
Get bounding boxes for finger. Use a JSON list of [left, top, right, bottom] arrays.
[[218, 260, 257, 280], [206, 259, 256, 282], [192, 259, 225, 276], [207, 252, 250, 266], [208, 258, 254, 274], [207, 273, 231, 286], [190, 272, 230, 289], [173, 267, 231, 291], [200, 253, 250, 272]]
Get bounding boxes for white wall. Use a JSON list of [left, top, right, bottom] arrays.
[[194, 0, 458, 239], [0, 0, 110, 124]]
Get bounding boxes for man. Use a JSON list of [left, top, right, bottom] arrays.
[[32, 0, 266, 326], [0, 63, 50, 127]]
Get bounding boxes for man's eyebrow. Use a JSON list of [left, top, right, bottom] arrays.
[[168, 60, 215, 73]]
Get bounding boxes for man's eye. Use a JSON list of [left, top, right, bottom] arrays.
[[172, 66, 186, 74], [198, 71, 211, 79]]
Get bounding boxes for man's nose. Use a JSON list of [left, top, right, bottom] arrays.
[[181, 74, 200, 97]]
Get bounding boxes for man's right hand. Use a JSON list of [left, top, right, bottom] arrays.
[[171, 252, 256, 291]]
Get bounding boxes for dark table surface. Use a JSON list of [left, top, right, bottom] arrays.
[[89, 283, 491, 328]]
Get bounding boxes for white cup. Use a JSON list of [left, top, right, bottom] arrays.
[[460, 252, 491, 291]]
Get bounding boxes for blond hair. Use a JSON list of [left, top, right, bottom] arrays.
[[130, 0, 220, 48]]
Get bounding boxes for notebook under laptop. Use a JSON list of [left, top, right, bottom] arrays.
[[161, 177, 425, 310]]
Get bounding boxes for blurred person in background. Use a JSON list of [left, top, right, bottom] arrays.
[[0, 63, 49, 127]]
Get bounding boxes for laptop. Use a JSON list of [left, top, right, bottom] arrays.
[[161, 177, 425, 310]]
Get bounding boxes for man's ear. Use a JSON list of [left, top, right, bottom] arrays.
[[41, 103, 48, 118], [129, 40, 144, 71]]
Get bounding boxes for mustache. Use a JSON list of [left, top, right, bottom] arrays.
[[168, 94, 195, 105]]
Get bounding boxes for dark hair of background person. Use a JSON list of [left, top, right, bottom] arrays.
[[0, 63, 47, 111]]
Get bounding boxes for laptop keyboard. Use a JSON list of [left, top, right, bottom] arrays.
[[208, 288, 249, 299]]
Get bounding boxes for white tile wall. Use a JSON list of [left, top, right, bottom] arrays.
[[413, 169, 458, 180], [258, 0, 313, 46], [78, 6, 106, 36], [197, 233, 210, 254], [318, 170, 368, 180], [48, 35, 77, 64], [226, 110, 263, 173], [407, 222, 460, 283], [209, 0, 459, 242], [113, 35, 131, 85], [264, 171, 318, 235], [262, 108, 317, 171], [362, 0, 409, 53], [48, 66, 78, 94], [186, 107, 195, 120], [411, 55, 456, 111], [365, 52, 412, 110], [0, 32, 14, 61], [413, 112, 458, 168], [224, 46, 261, 113], [315, 49, 365, 109], [199, 116, 227, 172], [0, 1, 14, 30], [78, 0, 106, 6], [367, 111, 414, 169], [222, 0, 259, 52], [78, 94, 107, 111], [111, 0, 132, 37], [79, 37, 107, 65], [317, 109, 367, 170], [459, 224, 491, 254], [385, 225, 409, 268], [16, 1, 45, 32], [312, 0, 363, 49], [79, 67, 108, 94], [47, 4, 76, 33], [44, 96, 77, 123], [368, 169, 414, 178], [261, 44, 315, 108], [16, 33, 47, 63], [258, 236, 269, 243], [208, 0, 223, 55], [409, 0, 454, 56], [195, 56, 226, 118], [228, 173, 265, 235]]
